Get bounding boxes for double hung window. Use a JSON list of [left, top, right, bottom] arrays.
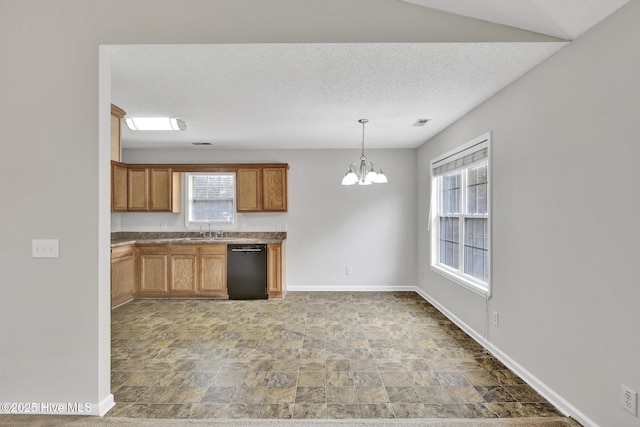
[[430, 133, 490, 296], [185, 173, 236, 227]]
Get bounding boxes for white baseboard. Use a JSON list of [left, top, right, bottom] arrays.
[[286, 284, 416, 292], [97, 393, 115, 416], [413, 286, 598, 427]]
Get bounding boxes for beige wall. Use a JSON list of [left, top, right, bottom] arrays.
[[121, 148, 418, 289], [417, 1, 640, 426]]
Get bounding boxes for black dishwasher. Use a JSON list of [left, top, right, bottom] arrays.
[[227, 244, 268, 300]]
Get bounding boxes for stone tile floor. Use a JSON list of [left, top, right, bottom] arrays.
[[107, 292, 564, 420]]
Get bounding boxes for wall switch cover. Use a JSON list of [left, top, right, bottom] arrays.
[[622, 385, 638, 416], [32, 239, 59, 258]]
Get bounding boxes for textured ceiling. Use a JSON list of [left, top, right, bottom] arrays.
[[110, 1, 626, 150], [112, 43, 565, 150]]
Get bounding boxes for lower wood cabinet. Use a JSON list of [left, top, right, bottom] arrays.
[[169, 245, 198, 293], [134, 244, 227, 298], [111, 245, 135, 308], [113, 241, 283, 303], [267, 242, 286, 298], [137, 245, 169, 295], [198, 245, 227, 296]]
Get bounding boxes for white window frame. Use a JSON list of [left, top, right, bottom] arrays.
[[184, 172, 237, 230], [429, 132, 491, 297]]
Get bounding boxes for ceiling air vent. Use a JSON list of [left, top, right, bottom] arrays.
[[192, 142, 212, 146], [413, 118, 430, 127]]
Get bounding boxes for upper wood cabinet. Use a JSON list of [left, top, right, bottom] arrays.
[[237, 166, 288, 212], [111, 162, 128, 212], [112, 165, 180, 213], [263, 167, 288, 211], [110, 104, 126, 162], [127, 167, 150, 211], [236, 168, 261, 212], [111, 162, 286, 213], [149, 167, 181, 212]]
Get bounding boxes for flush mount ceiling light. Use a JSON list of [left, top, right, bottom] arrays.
[[341, 119, 388, 186], [125, 117, 187, 131]]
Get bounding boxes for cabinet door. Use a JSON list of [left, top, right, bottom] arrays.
[[111, 162, 128, 212], [137, 247, 168, 294], [263, 168, 287, 211], [128, 168, 149, 211], [170, 255, 197, 293], [267, 243, 285, 298], [199, 255, 227, 294], [110, 104, 125, 162], [149, 167, 181, 212], [111, 245, 134, 308], [236, 168, 262, 212], [199, 244, 227, 295]]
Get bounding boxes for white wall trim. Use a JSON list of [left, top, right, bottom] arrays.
[[413, 286, 598, 427], [286, 285, 417, 292], [98, 394, 115, 416]]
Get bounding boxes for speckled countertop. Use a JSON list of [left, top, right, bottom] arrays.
[[111, 231, 286, 247]]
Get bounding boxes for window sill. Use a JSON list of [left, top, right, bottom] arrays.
[[430, 264, 491, 298]]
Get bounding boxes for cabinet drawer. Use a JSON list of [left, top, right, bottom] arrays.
[[199, 244, 226, 255], [171, 245, 198, 255], [111, 245, 134, 260], [137, 245, 168, 255]]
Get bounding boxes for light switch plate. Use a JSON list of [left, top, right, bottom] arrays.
[[32, 239, 59, 258]]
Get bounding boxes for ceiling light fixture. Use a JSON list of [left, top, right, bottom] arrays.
[[125, 117, 187, 131], [341, 119, 388, 186]]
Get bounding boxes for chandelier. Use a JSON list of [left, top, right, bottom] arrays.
[[341, 119, 388, 186]]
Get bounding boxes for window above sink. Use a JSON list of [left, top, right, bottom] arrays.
[[185, 172, 236, 229]]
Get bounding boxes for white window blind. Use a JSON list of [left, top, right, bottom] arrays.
[[186, 173, 235, 225], [432, 141, 488, 177]]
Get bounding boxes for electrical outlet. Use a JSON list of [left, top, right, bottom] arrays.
[[346, 266, 352, 275], [492, 311, 499, 327], [622, 385, 637, 416]]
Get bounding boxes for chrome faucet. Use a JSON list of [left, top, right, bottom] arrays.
[[201, 222, 212, 238]]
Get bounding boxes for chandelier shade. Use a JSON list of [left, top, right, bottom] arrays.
[[341, 119, 388, 186]]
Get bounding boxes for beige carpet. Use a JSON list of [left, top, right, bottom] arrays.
[[0, 415, 582, 427]]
